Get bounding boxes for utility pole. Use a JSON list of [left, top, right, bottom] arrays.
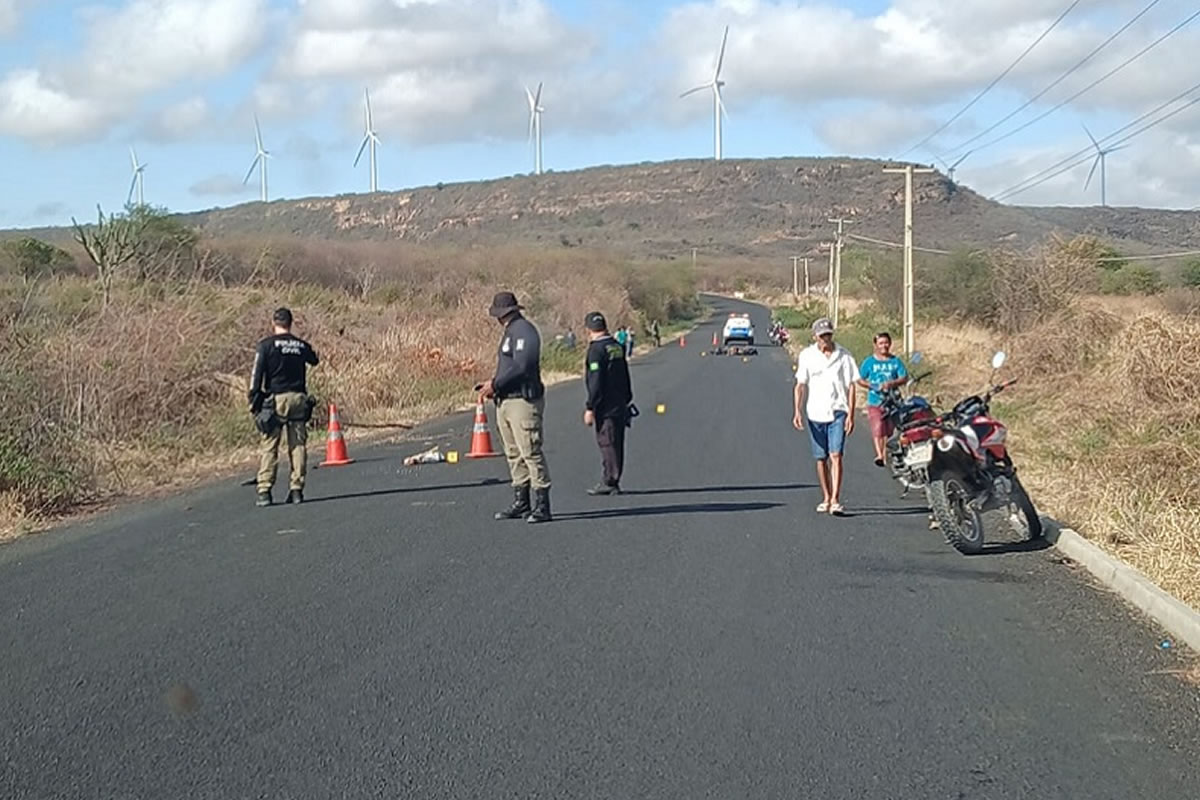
[[828, 218, 854, 328], [883, 164, 935, 355], [691, 248, 697, 270], [803, 257, 810, 296], [791, 256, 800, 299], [821, 242, 835, 318]]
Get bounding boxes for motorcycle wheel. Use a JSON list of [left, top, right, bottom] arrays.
[[1010, 476, 1043, 540], [928, 475, 984, 555]]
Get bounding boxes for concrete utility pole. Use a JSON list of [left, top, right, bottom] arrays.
[[821, 242, 835, 319], [828, 218, 854, 328], [883, 165, 935, 355], [803, 257, 810, 296], [791, 256, 800, 298]]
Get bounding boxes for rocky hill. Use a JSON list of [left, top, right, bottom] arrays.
[[11, 158, 1200, 258]]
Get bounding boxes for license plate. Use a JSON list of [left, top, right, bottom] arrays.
[[906, 441, 934, 466]]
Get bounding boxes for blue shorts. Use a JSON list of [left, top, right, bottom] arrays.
[[808, 412, 847, 461]]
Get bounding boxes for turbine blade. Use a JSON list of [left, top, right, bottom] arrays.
[[354, 136, 370, 167], [130, 146, 138, 170], [680, 85, 708, 98], [528, 109, 535, 141], [244, 156, 260, 185], [365, 87, 373, 126], [951, 153, 969, 169], [1084, 155, 1100, 190], [1105, 144, 1129, 154], [525, 85, 536, 110], [1082, 123, 1100, 151], [715, 25, 729, 79], [534, 81, 543, 108], [128, 173, 138, 205], [716, 85, 729, 120]]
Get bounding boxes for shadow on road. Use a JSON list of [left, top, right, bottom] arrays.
[[831, 558, 1029, 585], [303, 478, 505, 504], [972, 538, 1054, 556], [557, 501, 783, 521], [838, 506, 930, 518], [621, 483, 812, 496]]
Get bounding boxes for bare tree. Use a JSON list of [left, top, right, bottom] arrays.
[[71, 205, 147, 310]]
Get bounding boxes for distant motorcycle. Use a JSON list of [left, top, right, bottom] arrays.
[[910, 351, 1042, 555], [768, 322, 790, 347]]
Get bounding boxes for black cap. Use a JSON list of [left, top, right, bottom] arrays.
[[488, 291, 524, 318], [273, 307, 293, 326], [584, 311, 607, 332]]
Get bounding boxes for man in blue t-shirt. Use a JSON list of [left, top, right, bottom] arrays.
[[856, 331, 909, 467]]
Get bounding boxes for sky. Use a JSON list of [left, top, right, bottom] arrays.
[[2, 0, 1199, 229]]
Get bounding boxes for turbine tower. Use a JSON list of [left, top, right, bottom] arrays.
[[525, 82, 545, 175], [936, 153, 969, 184], [354, 88, 380, 193], [680, 25, 730, 161], [1083, 124, 1126, 207], [243, 115, 270, 203], [128, 146, 146, 207]]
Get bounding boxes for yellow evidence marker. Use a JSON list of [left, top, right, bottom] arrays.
[[656, 403, 666, 414], [446, 451, 460, 464]]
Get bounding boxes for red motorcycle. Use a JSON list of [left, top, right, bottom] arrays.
[[907, 352, 1042, 554]]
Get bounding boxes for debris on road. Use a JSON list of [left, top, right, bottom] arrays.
[[403, 446, 459, 466]]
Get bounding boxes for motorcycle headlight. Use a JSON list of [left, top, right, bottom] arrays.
[[936, 434, 957, 452]]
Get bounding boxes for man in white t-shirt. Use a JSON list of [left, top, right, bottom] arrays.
[[792, 317, 858, 515]]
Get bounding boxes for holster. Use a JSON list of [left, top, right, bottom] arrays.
[[253, 396, 281, 435]]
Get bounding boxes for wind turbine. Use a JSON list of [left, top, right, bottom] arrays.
[[525, 82, 544, 175], [243, 115, 270, 203], [680, 25, 730, 161], [128, 146, 146, 206], [1083, 124, 1126, 207], [354, 88, 380, 193]]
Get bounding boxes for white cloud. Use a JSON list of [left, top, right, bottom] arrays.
[[0, 69, 112, 141], [814, 106, 938, 155], [0, 0, 33, 36], [144, 96, 213, 142], [0, 0, 268, 143]]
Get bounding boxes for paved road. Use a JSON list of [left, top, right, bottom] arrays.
[[2, 297, 1198, 799]]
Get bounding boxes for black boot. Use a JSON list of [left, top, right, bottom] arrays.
[[587, 482, 620, 496], [286, 490, 304, 504], [256, 491, 273, 507], [494, 485, 531, 520], [526, 488, 553, 524]]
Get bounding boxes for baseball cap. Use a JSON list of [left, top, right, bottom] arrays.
[[812, 317, 835, 336], [584, 311, 607, 332]]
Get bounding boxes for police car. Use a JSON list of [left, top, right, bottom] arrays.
[[722, 313, 755, 345]]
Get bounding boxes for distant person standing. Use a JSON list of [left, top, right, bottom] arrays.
[[856, 331, 909, 468], [625, 327, 636, 357], [249, 307, 319, 507], [614, 326, 628, 352], [793, 317, 857, 516], [582, 312, 633, 495], [479, 291, 553, 524], [649, 319, 662, 348]]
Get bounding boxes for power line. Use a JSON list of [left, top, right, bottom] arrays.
[[847, 232, 1200, 261], [958, 8, 1200, 159], [990, 78, 1200, 200], [993, 88, 1200, 201], [942, 0, 1164, 159], [899, 0, 1082, 157]]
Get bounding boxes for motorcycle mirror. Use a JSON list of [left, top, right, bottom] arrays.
[[991, 351, 1007, 370], [910, 351, 924, 364]]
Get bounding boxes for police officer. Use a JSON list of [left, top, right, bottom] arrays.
[[479, 291, 552, 524], [249, 307, 319, 507], [582, 312, 633, 495]]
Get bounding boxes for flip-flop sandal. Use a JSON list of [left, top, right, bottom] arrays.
[[829, 503, 846, 516], [816, 502, 829, 513]]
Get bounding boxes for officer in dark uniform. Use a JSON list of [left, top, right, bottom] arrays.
[[582, 312, 633, 495], [479, 291, 552, 524], [249, 307, 319, 507]]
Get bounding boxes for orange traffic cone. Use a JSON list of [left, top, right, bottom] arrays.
[[711, 331, 719, 348], [465, 401, 502, 459], [319, 403, 355, 466], [680, 334, 687, 348]]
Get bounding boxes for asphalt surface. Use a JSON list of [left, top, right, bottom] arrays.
[[2, 296, 1198, 799]]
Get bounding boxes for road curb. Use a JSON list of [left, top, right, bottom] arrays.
[[1045, 520, 1200, 653]]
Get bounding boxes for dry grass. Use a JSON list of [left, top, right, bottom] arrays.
[[920, 305, 1200, 610], [0, 236, 701, 537]]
